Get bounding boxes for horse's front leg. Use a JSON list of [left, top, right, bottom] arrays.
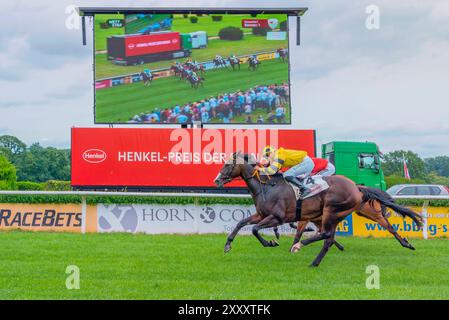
[[252, 215, 281, 247], [290, 220, 308, 253], [224, 213, 262, 253]]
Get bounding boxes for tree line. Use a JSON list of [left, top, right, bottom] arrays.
[[0, 135, 70, 190], [382, 150, 449, 187]]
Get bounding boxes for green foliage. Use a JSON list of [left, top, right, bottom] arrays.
[[395, 198, 449, 207], [425, 156, 449, 177], [252, 27, 271, 36], [43, 180, 71, 191], [17, 144, 70, 182], [382, 150, 426, 179], [0, 155, 17, 190], [424, 172, 449, 187], [280, 20, 288, 31], [189, 16, 198, 23], [218, 26, 244, 40], [211, 15, 223, 22], [16, 181, 45, 191], [0, 194, 253, 205], [0, 136, 71, 183], [384, 174, 426, 189], [0, 135, 26, 157]]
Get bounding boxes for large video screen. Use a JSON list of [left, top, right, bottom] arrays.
[[94, 13, 291, 124]]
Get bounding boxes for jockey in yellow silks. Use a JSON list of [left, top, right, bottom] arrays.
[[257, 145, 314, 197]]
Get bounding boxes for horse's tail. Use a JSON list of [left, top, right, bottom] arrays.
[[358, 186, 423, 227]]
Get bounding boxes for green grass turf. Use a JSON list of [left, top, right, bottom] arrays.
[[94, 14, 287, 52], [1, 231, 448, 299], [125, 14, 172, 35], [95, 34, 288, 79], [95, 59, 290, 123], [171, 14, 287, 38]]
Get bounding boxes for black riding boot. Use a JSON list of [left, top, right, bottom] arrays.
[[285, 176, 312, 198]]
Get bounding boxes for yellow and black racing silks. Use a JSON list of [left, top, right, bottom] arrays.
[[258, 147, 308, 175]]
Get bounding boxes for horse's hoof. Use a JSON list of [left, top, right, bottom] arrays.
[[309, 263, 319, 268], [274, 231, 280, 240], [403, 238, 415, 250], [224, 244, 232, 253], [270, 239, 279, 247], [290, 242, 302, 253]]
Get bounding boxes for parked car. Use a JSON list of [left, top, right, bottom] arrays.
[[387, 184, 449, 196]]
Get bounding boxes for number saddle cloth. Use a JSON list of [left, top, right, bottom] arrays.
[[289, 175, 330, 201]]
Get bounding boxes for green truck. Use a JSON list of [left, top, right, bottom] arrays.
[[322, 141, 386, 190]]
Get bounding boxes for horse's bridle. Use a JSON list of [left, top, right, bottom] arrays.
[[219, 155, 272, 200]]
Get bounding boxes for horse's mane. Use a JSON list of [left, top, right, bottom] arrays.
[[240, 153, 285, 182], [242, 153, 256, 165]]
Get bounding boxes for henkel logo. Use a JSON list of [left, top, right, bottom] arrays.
[[172, 38, 178, 44], [128, 43, 135, 50], [83, 149, 107, 163]]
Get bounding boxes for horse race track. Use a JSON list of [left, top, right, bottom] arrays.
[[1, 231, 448, 299], [95, 59, 289, 123]]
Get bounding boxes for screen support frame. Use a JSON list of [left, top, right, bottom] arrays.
[[81, 16, 86, 46], [80, 7, 307, 127]]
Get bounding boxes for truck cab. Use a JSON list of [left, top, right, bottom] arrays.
[[322, 141, 386, 190]]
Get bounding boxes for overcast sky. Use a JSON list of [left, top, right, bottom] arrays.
[[0, 0, 448, 157]]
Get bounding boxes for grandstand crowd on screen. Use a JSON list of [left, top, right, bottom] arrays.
[[128, 83, 289, 124]]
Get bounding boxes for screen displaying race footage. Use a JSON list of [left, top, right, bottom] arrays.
[[94, 13, 291, 124]]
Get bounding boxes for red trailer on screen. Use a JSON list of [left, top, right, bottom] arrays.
[[107, 32, 190, 65], [71, 128, 316, 190]]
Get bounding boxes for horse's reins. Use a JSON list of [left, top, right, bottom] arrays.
[[223, 156, 270, 200]]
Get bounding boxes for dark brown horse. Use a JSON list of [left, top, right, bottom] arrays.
[[287, 186, 421, 253], [276, 48, 288, 63], [214, 152, 423, 267], [228, 57, 241, 70]]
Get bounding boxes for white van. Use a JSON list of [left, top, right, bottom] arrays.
[[190, 31, 208, 49]]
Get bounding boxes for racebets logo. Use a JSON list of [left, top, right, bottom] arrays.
[[0, 209, 82, 228]]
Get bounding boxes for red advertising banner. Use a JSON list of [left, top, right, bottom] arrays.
[[71, 128, 315, 188], [124, 32, 181, 57], [241, 19, 269, 28], [95, 79, 111, 90]]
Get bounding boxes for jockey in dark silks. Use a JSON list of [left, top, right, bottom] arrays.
[[215, 54, 224, 63], [251, 55, 259, 65]]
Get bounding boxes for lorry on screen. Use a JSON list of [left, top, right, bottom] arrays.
[[107, 31, 194, 65]]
